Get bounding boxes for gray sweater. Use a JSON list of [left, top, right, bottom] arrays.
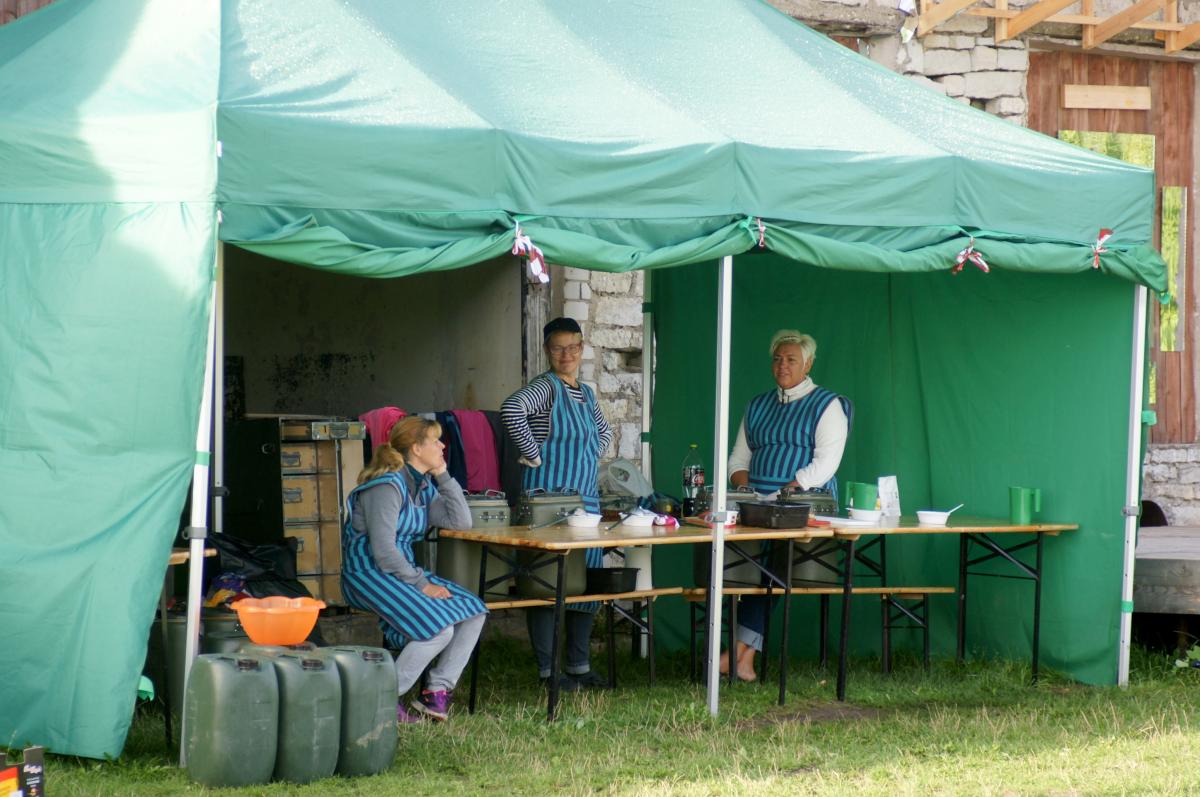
[[350, 470, 472, 589]]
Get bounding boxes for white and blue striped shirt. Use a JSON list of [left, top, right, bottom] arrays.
[[501, 375, 612, 462]]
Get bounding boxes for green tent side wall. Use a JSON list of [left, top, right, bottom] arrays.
[[650, 256, 1133, 684]]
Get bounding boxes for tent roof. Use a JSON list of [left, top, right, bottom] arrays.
[[0, 0, 1165, 287]]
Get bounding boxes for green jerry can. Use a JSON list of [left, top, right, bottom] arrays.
[[184, 654, 278, 788], [325, 646, 398, 777], [436, 490, 515, 596], [147, 608, 246, 717], [264, 651, 342, 783]]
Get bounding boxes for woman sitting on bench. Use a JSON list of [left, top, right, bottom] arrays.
[[343, 416, 488, 723]]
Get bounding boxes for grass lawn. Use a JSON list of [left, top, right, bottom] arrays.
[[35, 641, 1199, 796]]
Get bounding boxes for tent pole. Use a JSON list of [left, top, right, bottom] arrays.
[[179, 244, 220, 765], [706, 256, 734, 716], [640, 273, 653, 482], [213, 243, 225, 534], [1118, 283, 1149, 687]]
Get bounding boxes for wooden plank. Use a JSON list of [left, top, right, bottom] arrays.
[[1002, 0, 1078, 40], [682, 586, 956, 600], [1158, 352, 1182, 442], [1166, 21, 1200, 52], [1136, 528, 1200, 560], [1026, 52, 1059, 138], [1085, 0, 1169, 49], [1063, 84, 1153, 110], [971, 7, 1186, 32], [918, 0, 980, 35], [438, 523, 833, 551]]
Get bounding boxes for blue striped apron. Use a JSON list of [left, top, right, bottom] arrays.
[[341, 470, 487, 648], [745, 386, 849, 502], [522, 372, 604, 611]]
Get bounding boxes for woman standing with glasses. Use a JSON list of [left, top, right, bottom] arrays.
[[501, 317, 613, 691]]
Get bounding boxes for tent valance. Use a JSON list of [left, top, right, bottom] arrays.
[[226, 212, 1167, 292]]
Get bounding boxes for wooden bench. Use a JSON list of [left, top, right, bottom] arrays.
[[482, 587, 683, 688], [681, 586, 955, 677]]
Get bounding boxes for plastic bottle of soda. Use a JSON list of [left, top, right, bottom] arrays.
[[681, 444, 705, 517]]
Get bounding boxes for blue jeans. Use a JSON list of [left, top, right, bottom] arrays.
[[527, 607, 595, 678], [736, 594, 779, 652]]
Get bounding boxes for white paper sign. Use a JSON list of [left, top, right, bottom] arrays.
[[877, 475, 901, 516]]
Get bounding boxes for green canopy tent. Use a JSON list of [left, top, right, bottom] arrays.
[[0, 0, 1165, 758]]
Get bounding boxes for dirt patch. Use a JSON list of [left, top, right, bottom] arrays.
[[736, 701, 887, 730]]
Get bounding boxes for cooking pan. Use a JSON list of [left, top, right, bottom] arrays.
[[737, 501, 811, 529]]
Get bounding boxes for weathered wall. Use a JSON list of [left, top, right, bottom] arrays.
[[1145, 445, 1200, 525], [224, 247, 523, 418], [559, 267, 647, 463]]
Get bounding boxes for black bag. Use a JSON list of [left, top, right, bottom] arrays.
[[207, 534, 311, 599]]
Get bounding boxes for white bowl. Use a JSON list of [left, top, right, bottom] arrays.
[[847, 507, 883, 522], [566, 513, 603, 528], [917, 509, 950, 525], [622, 512, 656, 527]]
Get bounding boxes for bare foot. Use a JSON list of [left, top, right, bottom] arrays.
[[718, 650, 730, 674], [736, 645, 758, 681]]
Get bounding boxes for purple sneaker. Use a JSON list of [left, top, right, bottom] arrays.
[[413, 689, 451, 721], [397, 703, 423, 725]]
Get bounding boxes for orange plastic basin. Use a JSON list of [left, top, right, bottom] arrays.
[[232, 596, 326, 645]]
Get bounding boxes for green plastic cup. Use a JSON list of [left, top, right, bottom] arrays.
[[845, 481, 878, 511], [1009, 486, 1042, 525]]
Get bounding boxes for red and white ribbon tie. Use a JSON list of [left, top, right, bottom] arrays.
[[1092, 228, 1113, 269], [952, 237, 989, 274], [513, 223, 549, 284], [756, 217, 766, 248]]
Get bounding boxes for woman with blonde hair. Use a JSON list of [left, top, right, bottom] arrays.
[[342, 415, 487, 724], [722, 329, 850, 681]]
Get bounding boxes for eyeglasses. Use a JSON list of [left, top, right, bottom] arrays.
[[548, 343, 583, 356]]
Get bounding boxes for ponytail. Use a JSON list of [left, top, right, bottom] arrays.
[[355, 416, 442, 485], [357, 442, 405, 484]]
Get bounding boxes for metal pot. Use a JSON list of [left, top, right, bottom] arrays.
[[738, 501, 811, 529]]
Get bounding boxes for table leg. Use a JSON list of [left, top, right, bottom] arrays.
[[158, 577, 173, 749], [778, 539, 793, 706], [836, 537, 856, 702], [727, 595, 738, 685], [468, 542, 490, 715], [690, 601, 698, 683], [647, 598, 656, 685], [922, 595, 931, 671], [819, 595, 829, 669], [880, 596, 891, 675], [547, 555, 566, 722], [1032, 533, 1044, 684], [631, 600, 641, 660], [956, 534, 969, 662], [606, 600, 617, 689]]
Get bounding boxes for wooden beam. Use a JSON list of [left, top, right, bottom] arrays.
[[1166, 20, 1200, 52], [969, 7, 1185, 33], [917, 0, 980, 36], [1002, 0, 1078, 41], [1062, 84, 1153, 110], [995, 0, 1008, 44], [1084, 0, 1168, 49]]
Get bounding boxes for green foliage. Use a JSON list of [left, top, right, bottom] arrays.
[[40, 640, 1200, 796]]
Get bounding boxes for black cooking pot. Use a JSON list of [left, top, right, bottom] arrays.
[[737, 501, 811, 529]]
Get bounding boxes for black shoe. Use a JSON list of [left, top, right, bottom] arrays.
[[567, 670, 610, 690], [540, 675, 581, 692]]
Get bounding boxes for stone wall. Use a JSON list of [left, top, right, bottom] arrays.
[[562, 268, 646, 465], [1144, 446, 1200, 525]]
